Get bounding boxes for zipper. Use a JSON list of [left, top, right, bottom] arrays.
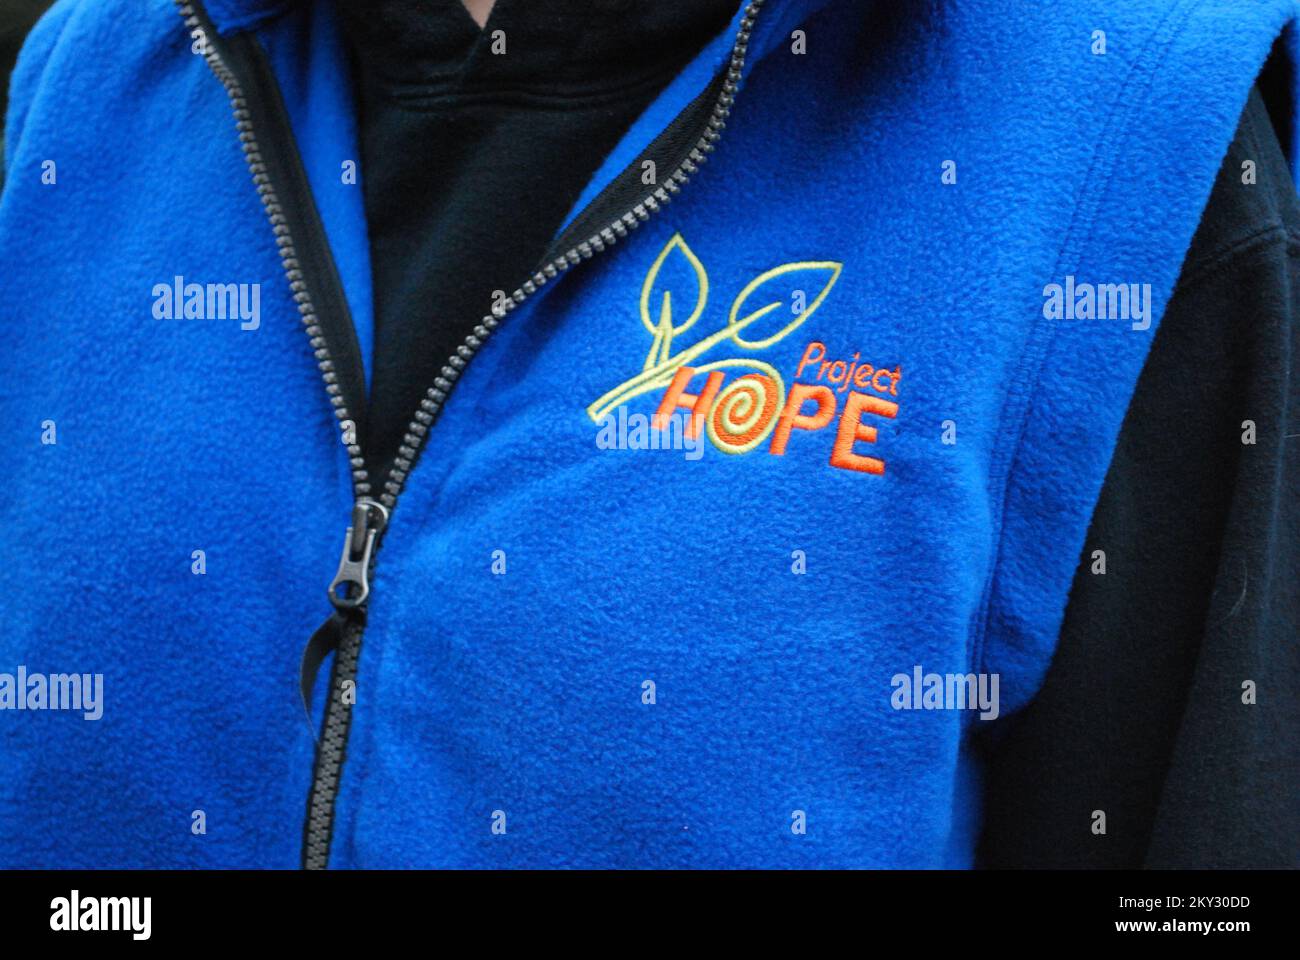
[[175, 0, 768, 869], [327, 499, 389, 609]]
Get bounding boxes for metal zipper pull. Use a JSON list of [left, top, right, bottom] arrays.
[[328, 498, 389, 610], [300, 498, 385, 735]]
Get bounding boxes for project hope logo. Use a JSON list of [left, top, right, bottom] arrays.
[[50, 891, 151, 941], [589, 234, 903, 473]]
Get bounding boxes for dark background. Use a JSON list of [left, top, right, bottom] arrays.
[[0, 0, 52, 157]]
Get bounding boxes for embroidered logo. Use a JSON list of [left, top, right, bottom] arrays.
[[587, 234, 902, 474]]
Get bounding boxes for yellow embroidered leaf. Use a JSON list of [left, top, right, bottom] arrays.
[[727, 261, 842, 350], [640, 233, 709, 346]]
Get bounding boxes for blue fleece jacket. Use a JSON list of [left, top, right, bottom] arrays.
[[1, 0, 1296, 868]]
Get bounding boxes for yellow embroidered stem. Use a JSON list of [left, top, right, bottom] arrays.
[[645, 292, 675, 371]]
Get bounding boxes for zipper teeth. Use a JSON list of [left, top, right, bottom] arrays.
[[174, 0, 372, 499], [302, 619, 361, 870], [179, 0, 766, 870], [378, 0, 768, 511], [177, 0, 764, 511]]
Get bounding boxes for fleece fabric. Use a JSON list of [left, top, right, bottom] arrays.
[[1, 0, 1297, 868]]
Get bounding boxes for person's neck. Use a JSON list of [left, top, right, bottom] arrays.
[[462, 0, 495, 28]]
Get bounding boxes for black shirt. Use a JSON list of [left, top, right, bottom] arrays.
[[338, 0, 740, 478]]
